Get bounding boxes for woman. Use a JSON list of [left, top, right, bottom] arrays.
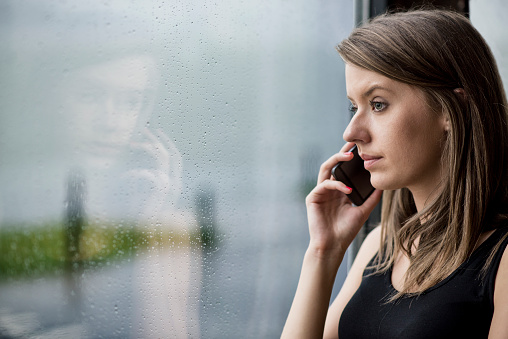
[[282, 9, 508, 339]]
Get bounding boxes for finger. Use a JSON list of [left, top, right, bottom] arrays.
[[339, 141, 356, 153], [356, 189, 383, 214], [308, 179, 353, 202], [317, 147, 356, 184], [130, 129, 171, 169]]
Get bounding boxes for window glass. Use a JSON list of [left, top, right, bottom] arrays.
[[0, 1, 353, 337], [470, 0, 508, 98]]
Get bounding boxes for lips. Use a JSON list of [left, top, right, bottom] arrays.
[[360, 153, 382, 170]]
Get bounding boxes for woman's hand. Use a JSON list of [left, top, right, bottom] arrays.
[[282, 142, 381, 338], [306, 142, 382, 258]]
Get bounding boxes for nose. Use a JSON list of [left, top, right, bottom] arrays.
[[342, 112, 370, 144]]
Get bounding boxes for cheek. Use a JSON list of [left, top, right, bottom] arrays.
[[383, 114, 443, 167], [380, 117, 421, 154], [401, 119, 445, 173]]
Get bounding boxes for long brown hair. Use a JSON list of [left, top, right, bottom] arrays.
[[337, 9, 508, 299]]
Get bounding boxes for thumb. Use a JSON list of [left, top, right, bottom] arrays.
[[357, 189, 383, 215]]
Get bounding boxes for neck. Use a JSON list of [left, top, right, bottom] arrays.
[[410, 183, 442, 214]]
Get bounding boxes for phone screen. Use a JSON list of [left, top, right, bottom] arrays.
[[331, 145, 375, 205]]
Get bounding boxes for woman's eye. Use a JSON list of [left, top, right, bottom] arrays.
[[370, 100, 387, 112], [348, 104, 358, 114]]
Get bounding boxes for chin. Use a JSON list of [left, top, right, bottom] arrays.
[[369, 175, 400, 191]]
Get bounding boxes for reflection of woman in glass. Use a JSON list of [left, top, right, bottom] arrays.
[[283, 10, 508, 338], [61, 54, 182, 221], [60, 54, 197, 337], [0, 3, 199, 336]]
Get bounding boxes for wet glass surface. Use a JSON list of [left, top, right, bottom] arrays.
[[0, 1, 354, 337]]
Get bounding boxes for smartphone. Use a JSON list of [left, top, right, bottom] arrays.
[[331, 145, 375, 206]]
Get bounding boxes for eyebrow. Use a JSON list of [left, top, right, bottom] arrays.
[[347, 84, 394, 101]]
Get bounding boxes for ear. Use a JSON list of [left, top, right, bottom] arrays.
[[441, 114, 451, 132], [454, 88, 467, 102], [442, 88, 466, 133]]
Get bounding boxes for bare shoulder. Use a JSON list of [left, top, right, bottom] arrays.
[[341, 225, 383, 294], [323, 226, 382, 339], [354, 226, 383, 268], [489, 239, 508, 338]]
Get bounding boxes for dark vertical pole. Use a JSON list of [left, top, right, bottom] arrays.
[[195, 187, 218, 254], [64, 170, 86, 315], [195, 186, 220, 333]]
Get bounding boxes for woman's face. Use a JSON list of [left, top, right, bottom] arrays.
[[61, 55, 156, 167], [343, 64, 449, 199]]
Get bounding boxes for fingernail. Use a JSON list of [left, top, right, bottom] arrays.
[[344, 152, 353, 156], [345, 185, 352, 191]]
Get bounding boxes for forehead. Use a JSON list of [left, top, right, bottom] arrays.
[[345, 64, 406, 99], [75, 56, 156, 91]]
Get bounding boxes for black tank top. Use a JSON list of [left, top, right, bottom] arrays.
[[339, 226, 508, 339]]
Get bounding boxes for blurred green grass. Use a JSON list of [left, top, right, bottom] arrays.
[[0, 221, 219, 280]]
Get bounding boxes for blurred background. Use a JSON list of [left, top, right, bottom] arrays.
[[0, 0, 506, 338]]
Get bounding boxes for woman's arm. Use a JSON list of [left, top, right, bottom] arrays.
[[281, 244, 346, 339], [281, 142, 382, 339], [489, 245, 508, 338]]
